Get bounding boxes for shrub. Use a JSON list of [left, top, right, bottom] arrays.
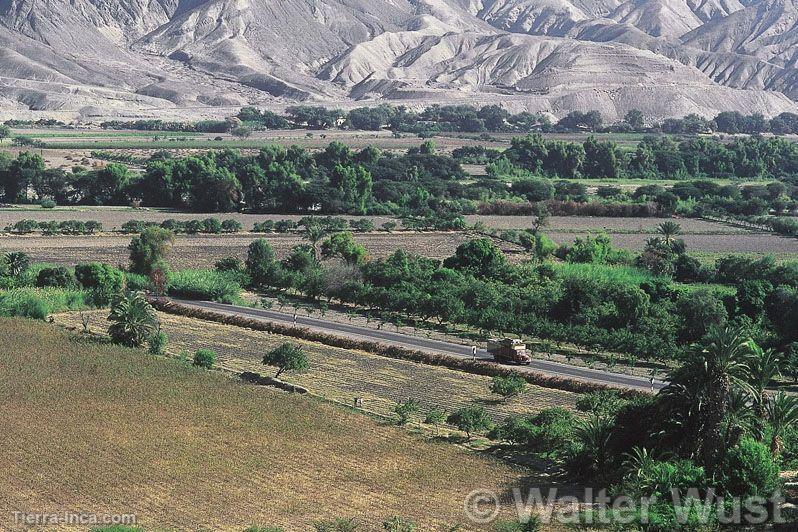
[[75, 263, 124, 305], [252, 220, 276, 233], [193, 348, 216, 369], [490, 375, 527, 399], [215, 257, 244, 272], [0, 288, 86, 319], [167, 270, 241, 303], [120, 220, 153, 234], [35, 266, 78, 289], [10, 219, 39, 234], [312, 517, 358, 532], [39, 198, 56, 209], [148, 331, 168, 355], [720, 438, 781, 498], [394, 398, 420, 425], [202, 217, 223, 234], [221, 219, 243, 233], [490, 407, 576, 454], [349, 218, 375, 232], [382, 517, 415, 532]]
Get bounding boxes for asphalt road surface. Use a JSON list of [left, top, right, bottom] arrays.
[[174, 299, 667, 392]]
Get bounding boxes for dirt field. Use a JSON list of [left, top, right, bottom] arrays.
[[0, 232, 501, 268], [0, 207, 757, 234], [549, 231, 798, 254], [56, 310, 579, 424], [0, 317, 528, 530], [3, 225, 796, 268]]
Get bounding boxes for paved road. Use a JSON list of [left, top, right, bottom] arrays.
[[174, 299, 667, 392]]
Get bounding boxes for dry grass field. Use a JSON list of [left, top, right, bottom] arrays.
[[56, 310, 579, 424], [0, 318, 530, 530]]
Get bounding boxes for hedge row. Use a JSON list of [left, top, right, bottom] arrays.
[[150, 298, 645, 397]]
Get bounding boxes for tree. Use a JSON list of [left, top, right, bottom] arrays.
[[302, 219, 328, 259], [263, 343, 308, 378], [394, 398, 420, 425], [583, 137, 621, 179], [765, 392, 798, 456], [3, 251, 30, 276], [231, 125, 253, 138], [107, 292, 158, 347], [321, 232, 367, 265], [490, 375, 527, 399], [574, 414, 614, 476], [446, 405, 493, 440], [424, 407, 446, 434], [128, 227, 174, 276], [3, 152, 44, 203], [246, 239, 279, 287], [36, 266, 78, 289], [0, 124, 11, 141], [624, 109, 645, 131], [656, 221, 682, 245], [661, 327, 756, 476], [443, 238, 508, 279]]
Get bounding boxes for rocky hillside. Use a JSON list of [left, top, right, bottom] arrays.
[[0, 0, 796, 119]]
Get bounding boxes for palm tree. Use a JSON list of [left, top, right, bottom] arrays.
[[4, 251, 30, 276], [765, 392, 798, 456], [107, 291, 158, 347], [302, 220, 328, 259], [722, 388, 757, 450], [575, 414, 614, 476], [747, 342, 781, 435], [661, 327, 754, 476], [656, 221, 682, 245]]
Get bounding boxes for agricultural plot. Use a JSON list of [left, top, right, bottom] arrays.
[[0, 207, 402, 232], [0, 318, 525, 529], [0, 232, 492, 268], [56, 310, 579, 423], [549, 231, 798, 254], [467, 215, 753, 233]]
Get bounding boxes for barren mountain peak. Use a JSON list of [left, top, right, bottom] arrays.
[[0, 0, 795, 119]]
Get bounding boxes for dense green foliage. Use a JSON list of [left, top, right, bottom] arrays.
[[107, 291, 158, 347]]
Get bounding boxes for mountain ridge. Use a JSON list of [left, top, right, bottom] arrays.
[[0, 0, 796, 120]]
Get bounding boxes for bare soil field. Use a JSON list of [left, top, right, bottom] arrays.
[[0, 232, 492, 268], [549, 231, 798, 254], [0, 207, 754, 234], [467, 216, 752, 234], [0, 207, 402, 232], [0, 318, 526, 529], [57, 310, 579, 423], [3, 225, 794, 268]]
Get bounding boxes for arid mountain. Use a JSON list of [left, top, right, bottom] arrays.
[[0, 0, 796, 120]]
